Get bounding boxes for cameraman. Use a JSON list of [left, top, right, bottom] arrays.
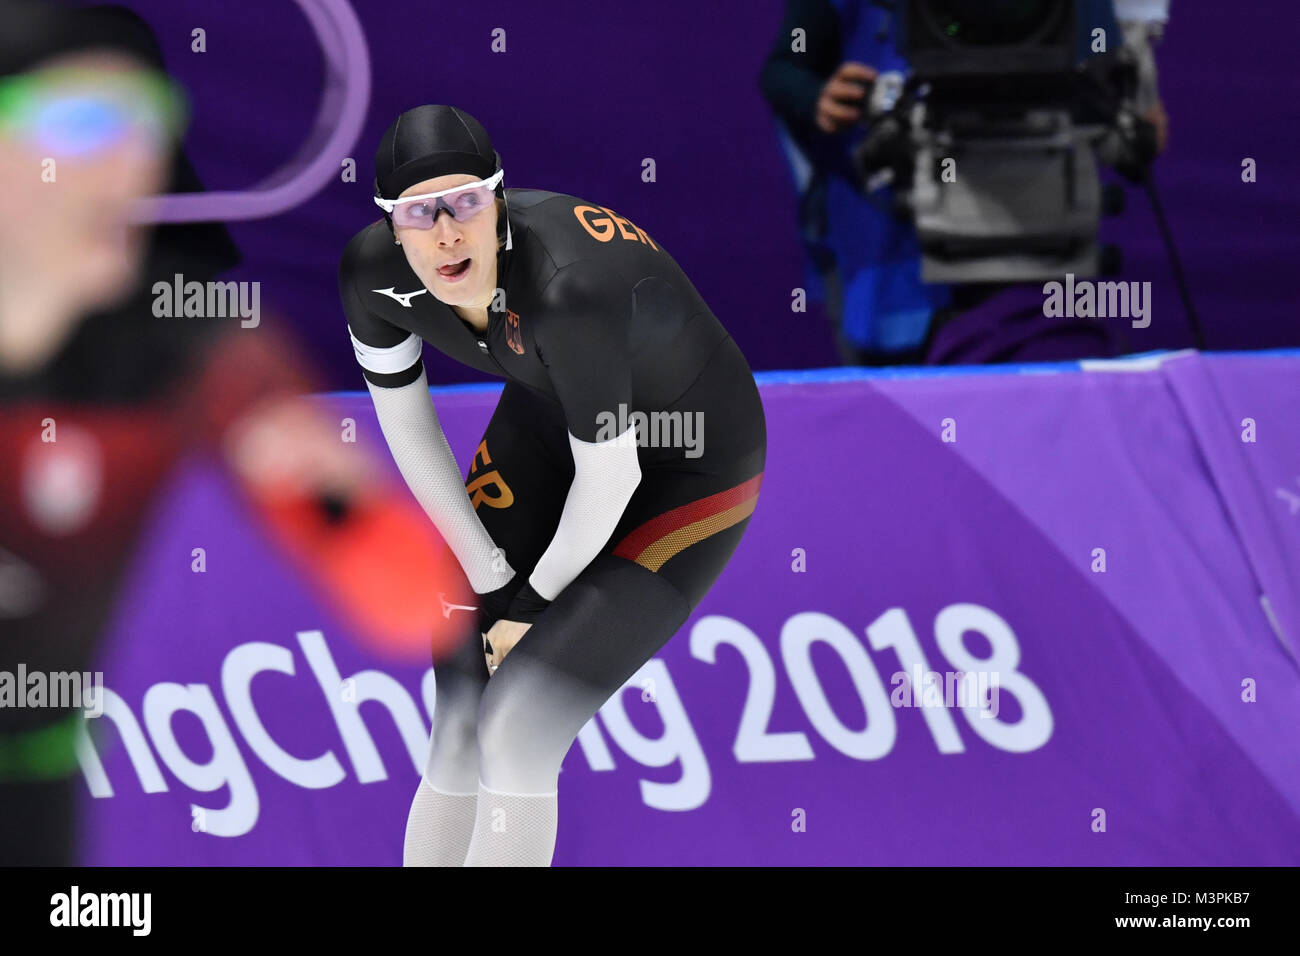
[[760, 1, 1163, 367], [1114, 0, 1170, 153]]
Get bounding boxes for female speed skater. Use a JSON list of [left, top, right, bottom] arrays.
[[338, 104, 767, 866]]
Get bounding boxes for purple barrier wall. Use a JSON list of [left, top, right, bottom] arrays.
[[79, 351, 1300, 865]]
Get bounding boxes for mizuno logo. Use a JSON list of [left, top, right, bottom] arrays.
[[372, 287, 428, 308], [438, 592, 479, 619]]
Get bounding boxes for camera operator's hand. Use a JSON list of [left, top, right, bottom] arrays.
[[1142, 100, 1168, 153], [816, 62, 877, 134]]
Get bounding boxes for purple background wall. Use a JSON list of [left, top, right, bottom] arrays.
[[103, 0, 1299, 388]]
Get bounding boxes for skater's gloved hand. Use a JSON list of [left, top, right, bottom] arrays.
[[482, 619, 532, 674], [476, 578, 518, 636]]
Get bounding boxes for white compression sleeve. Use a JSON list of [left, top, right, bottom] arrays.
[[462, 782, 558, 867], [365, 368, 516, 594], [404, 778, 477, 867], [526, 425, 641, 601]]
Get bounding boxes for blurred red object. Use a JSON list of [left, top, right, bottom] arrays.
[[248, 483, 477, 663]]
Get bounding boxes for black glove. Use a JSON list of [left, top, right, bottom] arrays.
[[504, 580, 552, 625], [476, 578, 519, 635]]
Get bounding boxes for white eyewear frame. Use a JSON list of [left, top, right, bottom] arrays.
[[373, 169, 505, 213]]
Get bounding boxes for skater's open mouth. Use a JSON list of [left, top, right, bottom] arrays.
[[437, 258, 471, 278]]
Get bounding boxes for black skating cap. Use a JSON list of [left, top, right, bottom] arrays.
[[374, 104, 500, 200]]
